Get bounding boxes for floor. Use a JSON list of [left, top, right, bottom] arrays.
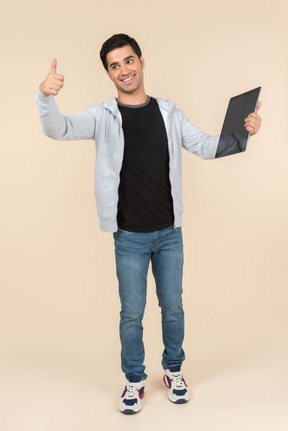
[[0, 342, 287, 431]]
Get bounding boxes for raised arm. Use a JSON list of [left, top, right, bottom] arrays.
[[36, 59, 96, 141]]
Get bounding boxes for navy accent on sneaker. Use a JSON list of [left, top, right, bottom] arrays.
[[128, 375, 142, 383], [123, 398, 137, 406], [173, 389, 187, 396], [139, 386, 145, 398], [165, 375, 171, 388]]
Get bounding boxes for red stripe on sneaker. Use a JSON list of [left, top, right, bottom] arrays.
[[121, 389, 127, 398], [137, 389, 145, 399], [163, 375, 171, 388]]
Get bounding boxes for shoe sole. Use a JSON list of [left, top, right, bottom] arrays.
[[120, 408, 141, 414], [168, 395, 189, 404]]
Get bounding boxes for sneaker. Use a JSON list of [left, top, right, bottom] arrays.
[[119, 380, 145, 414], [163, 369, 190, 404]]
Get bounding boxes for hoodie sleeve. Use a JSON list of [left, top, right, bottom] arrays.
[[178, 109, 220, 159], [35, 88, 97, 141]]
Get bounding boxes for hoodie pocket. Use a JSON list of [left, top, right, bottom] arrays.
[[94, 175, 119, 219]]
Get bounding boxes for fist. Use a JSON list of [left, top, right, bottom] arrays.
[[40, 58, 64, 96]]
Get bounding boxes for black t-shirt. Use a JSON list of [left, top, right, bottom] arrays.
[[117, 97, 174, 232]]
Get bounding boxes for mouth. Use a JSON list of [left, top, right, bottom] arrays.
[[120, 74, 135, 85]]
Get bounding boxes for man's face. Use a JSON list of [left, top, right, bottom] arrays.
[[106, 45, 145, 96]]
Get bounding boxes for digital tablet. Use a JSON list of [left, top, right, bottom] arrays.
[[216, 86, 261, 158]]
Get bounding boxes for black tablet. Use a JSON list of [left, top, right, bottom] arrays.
[[216, 86, 261, 158]]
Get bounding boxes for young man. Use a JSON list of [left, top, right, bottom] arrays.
[[36, 34, 262, 414]]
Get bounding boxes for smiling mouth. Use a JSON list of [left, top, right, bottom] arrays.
[[120, 74, 135, 84]]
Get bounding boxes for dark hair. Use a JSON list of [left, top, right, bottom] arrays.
[[100, 33, 142, 71]]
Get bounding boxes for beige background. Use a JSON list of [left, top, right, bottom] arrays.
[[0, 0, 287, 430]]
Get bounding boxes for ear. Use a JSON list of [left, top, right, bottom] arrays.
[[140, 56, 145, 70]]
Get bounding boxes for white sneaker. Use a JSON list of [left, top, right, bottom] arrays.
[[119, 380, 145, 414], [163, 369, 190, 404]]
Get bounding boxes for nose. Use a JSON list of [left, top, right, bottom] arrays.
[[120, 63, 129, 76]]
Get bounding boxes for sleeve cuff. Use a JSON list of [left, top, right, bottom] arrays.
[[35, 86, 53, 106]]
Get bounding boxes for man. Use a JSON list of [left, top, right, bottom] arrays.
[[35, 33, 262, 415]]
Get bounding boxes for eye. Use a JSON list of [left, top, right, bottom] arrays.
[[111, 65, 119, 71], [127, 59, 134, 64]]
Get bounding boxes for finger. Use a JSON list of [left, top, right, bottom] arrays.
[[245, 120, 260, 131], [255, 100, 262, 113], [47, 74, 64, 85], [244, 116, 257, 125], [49, 82, 63, 91], [49, 89, 59, 96], [244, 118, 254, 126], [50, 77, 64, 86], [53, 74, 64, 81], [45, 76, 64, 92], [245, 119, 261, 134], [245, 114, 261, 123], [245, 123, 257, 133], [244, 114, 261, 125], [50, 58, 57, 74], [245, 121, 257, 129]]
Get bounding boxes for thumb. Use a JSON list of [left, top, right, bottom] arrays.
[[50, 58, 57, 74], [255, 100, 262, 113]]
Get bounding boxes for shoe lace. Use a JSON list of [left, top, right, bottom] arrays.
[[126, 383, 139, 398], [171, 372, 185, 388]]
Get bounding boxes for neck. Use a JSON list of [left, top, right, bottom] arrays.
[[116, 88, 148, 106]]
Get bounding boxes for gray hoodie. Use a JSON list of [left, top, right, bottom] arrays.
[[35, 89, 220, 232]]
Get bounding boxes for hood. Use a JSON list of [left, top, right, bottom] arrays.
[[155, 97, 176, 113], [101, 96, 176, 114], [101, 97, 120, 116]]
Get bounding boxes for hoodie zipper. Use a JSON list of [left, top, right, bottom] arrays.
[[104, 112, 109, 143]]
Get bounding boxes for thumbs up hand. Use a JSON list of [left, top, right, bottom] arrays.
[[244, 101, 262, 136], [40, 58, 64, 96]]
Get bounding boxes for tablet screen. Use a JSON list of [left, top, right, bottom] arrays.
[[216, 86, 261, 158]]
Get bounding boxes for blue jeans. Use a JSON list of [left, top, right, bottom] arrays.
[[113, 225, 185, 381]]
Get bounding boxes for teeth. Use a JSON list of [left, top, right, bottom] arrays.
[[123, 75, 134, 82]]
